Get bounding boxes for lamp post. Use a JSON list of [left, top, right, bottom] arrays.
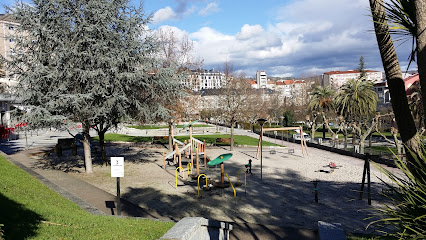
[[257, 118, 267, 180]]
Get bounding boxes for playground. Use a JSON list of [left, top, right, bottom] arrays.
[[48, 127, 397, 234]]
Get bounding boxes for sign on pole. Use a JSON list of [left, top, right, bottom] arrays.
[[111, 157, 124, 177]]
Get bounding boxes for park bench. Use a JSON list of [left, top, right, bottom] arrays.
[[152, 136, 168, 144], [56, 138, 76, 157], [215, 138, 231, 146]]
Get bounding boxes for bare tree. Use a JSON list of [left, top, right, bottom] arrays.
[[156, 26, 203, 70]]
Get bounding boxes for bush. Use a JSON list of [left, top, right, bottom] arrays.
[[0, 224, 4, 240], [369, 147, 426, 238]]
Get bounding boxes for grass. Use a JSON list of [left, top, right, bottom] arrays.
[[127, 124, 210, 130], [95, 133, 278, 147], [0, 155, 174, 239]]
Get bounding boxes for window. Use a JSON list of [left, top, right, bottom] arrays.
[[378, 88, 382, 91]]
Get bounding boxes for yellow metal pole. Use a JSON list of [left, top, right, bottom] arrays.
[[224, 172, 236, 198], [237, 169, 247, 193], [175, 167, 185, 188], [197, 174, 208, 197], [187, 162, 193, 175]]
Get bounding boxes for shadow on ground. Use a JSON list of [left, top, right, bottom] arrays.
[[0, 193, 44, 239]]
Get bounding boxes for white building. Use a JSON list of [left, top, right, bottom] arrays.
[[373, 81, 390, 105], [0, 14, 20, 89], [256, 71, 267, 89], [322, 70, 382, 89], [183, 69, 227, 92]]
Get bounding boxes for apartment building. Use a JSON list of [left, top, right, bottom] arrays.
[[322, 70, 382, 89], [183, 69, 227, 92], [256, 70, 267, 88], [0, 14, 20, 128], [0, 14, 19, 87]]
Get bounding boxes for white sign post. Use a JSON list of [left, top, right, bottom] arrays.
[[111, 157, 124, 216]]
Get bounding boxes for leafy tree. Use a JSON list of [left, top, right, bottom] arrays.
[[6, 0, 182, 173], [358, 56, 367, 79], [308, 85, 335, 140], [335, 78, 378, 153], [336, 78, 378, 121]]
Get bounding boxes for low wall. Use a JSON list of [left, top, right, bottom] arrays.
[[160, 217, 232, 240]]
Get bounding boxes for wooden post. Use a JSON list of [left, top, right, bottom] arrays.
[[162, 151, 165, 169], [221, 163, 225, 184], [203, 140, 207, 167], [367, 156, 371, 205], [196, 146, 200, 176], [359, 153, 371, 205], [184, 140, 188, 158], [177, 145, 182, 172]]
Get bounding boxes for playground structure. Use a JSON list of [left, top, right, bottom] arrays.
[[256, 126, 309, 158], [173, 152, 246, 198], [162, 120, 208, 175]]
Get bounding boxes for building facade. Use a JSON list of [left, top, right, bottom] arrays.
[[322, 70, 382, 89], [256, 71, 267, 89], [183, 69, 227, 92]]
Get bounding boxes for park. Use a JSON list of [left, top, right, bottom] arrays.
[[0, 0, 425, 239], [0, 122, 403, 239]]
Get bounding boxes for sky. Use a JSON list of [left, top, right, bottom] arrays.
[[0, 0, 415, 78]]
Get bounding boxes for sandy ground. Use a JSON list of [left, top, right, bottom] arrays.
[[28, 139, 399, 234]]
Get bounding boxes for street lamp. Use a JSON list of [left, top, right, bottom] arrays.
[[257, 118, 267, 180]]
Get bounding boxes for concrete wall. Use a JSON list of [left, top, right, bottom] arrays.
[[160, 217, 232, 240]]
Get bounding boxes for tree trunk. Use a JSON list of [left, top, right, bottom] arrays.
[[82, 123, 93, 174], [359, 139, 365, 154], [230, 121, 235, 151], [414, 0, 426, 128], [99, 130, 107, 165], [369, 0, 422, 160], [393, 133, 403, 155]]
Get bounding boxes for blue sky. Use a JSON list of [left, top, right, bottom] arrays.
[[1, 0, 415, 77]]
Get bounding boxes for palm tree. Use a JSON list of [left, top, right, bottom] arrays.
[[335, 78, 378, 153], [369, 0, 421, 159], [336, 78, 378, 121], [308, 85, 335, 141]]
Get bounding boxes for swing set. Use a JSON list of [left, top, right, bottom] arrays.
[[256, 126, 308, 158]]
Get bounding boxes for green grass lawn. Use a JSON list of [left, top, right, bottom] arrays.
[[0, 156, 174, 239], [95, 133, 278, 147], [127, 124, 211, 130]]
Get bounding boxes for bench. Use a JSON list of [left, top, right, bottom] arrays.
[[152, 136, 168, 144], [56, 138, 76, 157], [215, 138, 231, 146]]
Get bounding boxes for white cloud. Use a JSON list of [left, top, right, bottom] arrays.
[[157, 0, 413, 76], [236, 24, 264, 40], [198, 2, 220, 16], [152, 7, 176, 24]]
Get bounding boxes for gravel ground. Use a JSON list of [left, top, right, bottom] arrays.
[[32, 139, 400, 234]]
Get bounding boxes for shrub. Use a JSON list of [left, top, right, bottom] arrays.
[[369, 147, 426, 239]]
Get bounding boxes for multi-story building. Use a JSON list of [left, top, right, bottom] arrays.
[[183, 69, 227, 92], [256, 71, 267, 89], [0, 14, 19, 87], [322, 70, 382, 89]]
